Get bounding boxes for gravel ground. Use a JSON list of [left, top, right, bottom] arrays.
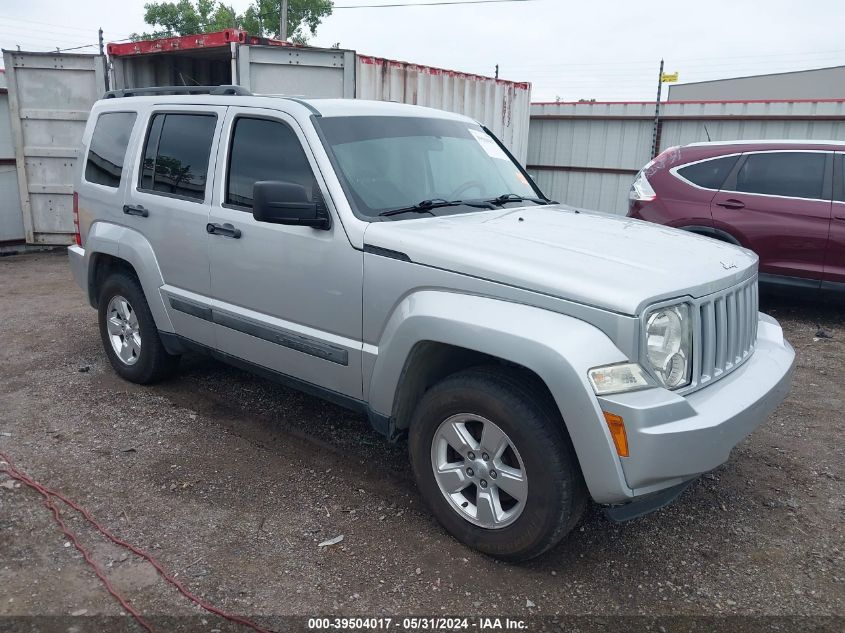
[[0, 250, 842, 632]]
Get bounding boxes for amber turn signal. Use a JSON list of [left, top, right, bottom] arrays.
[[603, 411, 629, 457]]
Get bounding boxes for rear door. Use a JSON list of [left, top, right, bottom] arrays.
[[826, 153, 845, 288], [711, 150, 832, 285], [125, 105, 227, 347]]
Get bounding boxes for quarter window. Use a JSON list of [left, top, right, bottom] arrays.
[[734, 152, 825, 200], [85, 112, 137, 187], [140, 113, 216, 201], [226, 117, 318, 209], [677, 155, 738, 190]]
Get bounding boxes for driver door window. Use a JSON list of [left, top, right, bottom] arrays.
[[226, 117, 319, 209]]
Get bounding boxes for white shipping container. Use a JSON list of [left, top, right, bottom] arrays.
[[2, 51, 106, 244]]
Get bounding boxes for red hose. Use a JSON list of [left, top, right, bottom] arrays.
[[0, 451, 273, 633]]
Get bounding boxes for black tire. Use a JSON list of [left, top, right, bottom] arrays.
[[409, 366, 586, 562], [97, 271, 180, 384]]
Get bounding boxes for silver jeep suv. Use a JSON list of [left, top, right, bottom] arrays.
[[68, 86, 795, 561]]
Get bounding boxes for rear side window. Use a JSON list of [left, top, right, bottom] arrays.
[[85, 112, 137, 187], [734, 152, 825, 199], [226, 117, 317, 208], [140, 113, 216, 201], [676, 155, 738, 190]]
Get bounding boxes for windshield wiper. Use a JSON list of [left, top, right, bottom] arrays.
[[378, 198, 494, 218], [486, 193, 551, 206]]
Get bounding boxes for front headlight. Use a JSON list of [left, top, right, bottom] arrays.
[[645, 303, 692, 390]]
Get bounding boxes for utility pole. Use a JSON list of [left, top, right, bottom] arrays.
[[98, 27, 104, 56], [280, 0, 289, 41], [651, 58, 664, 159]]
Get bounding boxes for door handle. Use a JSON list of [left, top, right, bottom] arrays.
[[716, 199, 745, 210], [206, 222, 242, 239], [123, 204, 149, 217]]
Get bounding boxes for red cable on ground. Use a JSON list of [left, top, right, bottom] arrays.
[[0, 451, 273, 633]]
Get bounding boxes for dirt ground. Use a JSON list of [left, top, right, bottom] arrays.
[[0, 250, 842, 632]]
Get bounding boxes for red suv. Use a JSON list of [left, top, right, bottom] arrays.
[[627, 141, 845, 294]]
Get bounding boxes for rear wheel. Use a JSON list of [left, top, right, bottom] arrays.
[[97, 272, 179, 384], [409, 367, 586, 562]]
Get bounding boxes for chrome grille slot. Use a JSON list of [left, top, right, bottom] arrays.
[[693, 276, 758, 390]]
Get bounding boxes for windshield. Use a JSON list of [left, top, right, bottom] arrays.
[[315, 116, 542, 219]]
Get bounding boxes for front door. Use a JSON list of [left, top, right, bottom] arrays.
[[711, 150, 832, 285], [207, 107, 363, 399]]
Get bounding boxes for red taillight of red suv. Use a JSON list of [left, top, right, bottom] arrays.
[[72, 191, 81, 246]]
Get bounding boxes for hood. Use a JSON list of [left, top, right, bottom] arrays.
[[363, 205, 758, 315]]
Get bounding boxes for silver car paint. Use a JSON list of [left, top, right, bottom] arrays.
[[68, 95, 795, 507]]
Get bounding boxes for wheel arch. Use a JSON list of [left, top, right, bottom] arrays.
[[85, 221, 173, 332], [681, 224, 743, 247], [366, 291, 635, 503]]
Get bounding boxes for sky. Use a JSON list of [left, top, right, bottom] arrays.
[[1, 0, 843, 101]]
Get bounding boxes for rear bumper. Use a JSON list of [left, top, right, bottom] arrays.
[[597, 313, 794, 501], [68, 245, 87, 291]]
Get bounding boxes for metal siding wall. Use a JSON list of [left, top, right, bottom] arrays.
[[529, 99, 845, 216], [3, 52, 106, 244], [356, 57, 531, 164], [0, 163, 25, 242]]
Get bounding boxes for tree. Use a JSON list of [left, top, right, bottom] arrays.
[[137, 0, 333, 43]]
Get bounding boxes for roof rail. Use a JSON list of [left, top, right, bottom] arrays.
[[103, 85, 252, 99]]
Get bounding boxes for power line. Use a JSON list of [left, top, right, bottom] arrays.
[[334, 0, 538, 8]]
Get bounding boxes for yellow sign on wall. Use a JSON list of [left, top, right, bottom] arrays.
[[661, 72, 679, 83]]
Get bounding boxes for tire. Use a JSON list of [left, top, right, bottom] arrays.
[[97, 271, 180, 384], [409, 366, 586, 562]]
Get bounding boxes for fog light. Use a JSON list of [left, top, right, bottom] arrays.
[[603, 411, 629, 458]]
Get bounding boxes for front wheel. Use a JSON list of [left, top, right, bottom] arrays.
[[409, 367, 586, 562]]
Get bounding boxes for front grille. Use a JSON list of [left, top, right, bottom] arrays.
[[694, 276, 759, 389]]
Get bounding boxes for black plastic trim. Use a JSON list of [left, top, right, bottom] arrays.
[[821, 280, 845, 294], [166, 296, 348, 366], [168, 296, 213, 321], [212, 310, 349, 366], [680, 225, 742, 246], [105, 85, 251, 98], [363, 244, 412, 262], [759, 272, 822, 291], [604, 479, 696, 522]]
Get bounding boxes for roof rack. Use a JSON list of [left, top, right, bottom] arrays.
[[103, 85, 252, 99]]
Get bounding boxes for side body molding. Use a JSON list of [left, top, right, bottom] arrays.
[[366, 291, 635, 502], [84, 221, 174, 332]]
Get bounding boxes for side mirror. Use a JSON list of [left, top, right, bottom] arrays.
[[252, 181, 329, 230]]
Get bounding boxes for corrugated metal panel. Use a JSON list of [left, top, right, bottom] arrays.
[[528, 99, 845, 215], [3, 51, 106, 244], [0, 163, 25, 242], [240, 46, 355, 97], [356, 56, 531, 163], [0, 77, 13, 159], [528, 168, 633, 215]]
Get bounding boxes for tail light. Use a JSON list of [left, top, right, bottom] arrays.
[[629, 170, 657, 203], [72, 191, 81, 246]]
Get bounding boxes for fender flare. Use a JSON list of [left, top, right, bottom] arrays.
[[367, 290, 635, 502], [84, 221, 174, 332], [680, 224, 743, 247]]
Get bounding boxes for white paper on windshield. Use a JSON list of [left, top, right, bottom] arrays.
[[469, 128, 510, 161]]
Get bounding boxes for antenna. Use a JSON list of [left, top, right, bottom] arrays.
[[704, 124, 712, 142]]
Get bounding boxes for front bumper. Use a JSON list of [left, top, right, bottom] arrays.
[[598, 313, 794, 500]]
